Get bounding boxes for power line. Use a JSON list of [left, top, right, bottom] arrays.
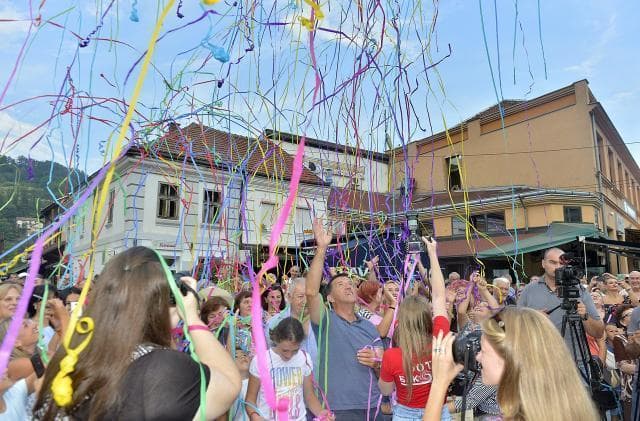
[[404, 140, 640, 158]]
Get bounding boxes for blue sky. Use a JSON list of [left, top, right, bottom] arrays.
[[0, 0, 639, 175]]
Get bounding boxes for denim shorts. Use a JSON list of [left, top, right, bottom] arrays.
[[392, 404, 452, 421]]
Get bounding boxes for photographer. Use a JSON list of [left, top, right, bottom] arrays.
[[517, 248, 604, 363], [423, 307, 599, 421], [33, 247, 241, 420]]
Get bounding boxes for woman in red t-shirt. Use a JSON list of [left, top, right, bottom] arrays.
[[379, 237, 451, 420]]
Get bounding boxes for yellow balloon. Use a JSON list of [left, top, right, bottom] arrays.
[[203, 0, 221, 4]]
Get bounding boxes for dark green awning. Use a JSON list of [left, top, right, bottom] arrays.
[[477, 223, 601, 258]]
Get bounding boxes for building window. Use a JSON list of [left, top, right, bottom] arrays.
[[107, 190, 115, 225], [618, 160, 624, 192], [419, 219, 435, 237], [564, 206, 582, 223], [203, 190, 222, 223], [157, 183, 179, 219], [596, 135, 606, 179], [608, 148, 616, 184], [469, 212, 505, 234], [261, 203, 276, 233], [452, 216, 468, 236], [485, 212, 506, 233], [446, 156, 462, 191]]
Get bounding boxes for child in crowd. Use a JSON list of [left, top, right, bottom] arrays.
[[244, 317, 332, 421], [0, 373, 37, 420]]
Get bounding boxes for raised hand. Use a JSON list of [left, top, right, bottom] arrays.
[[312, 217, 333, 249], [422, 236, 437, 254], [365, 255, 379, 270]]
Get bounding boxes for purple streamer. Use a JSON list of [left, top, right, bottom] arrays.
[[0, 146, 128, 377]]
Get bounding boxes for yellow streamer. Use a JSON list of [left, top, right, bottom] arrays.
[[51, 317, 94, 406], [54, 0, 176, 406], [299, 0, 324, 30]]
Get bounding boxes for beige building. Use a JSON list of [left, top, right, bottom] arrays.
[[388, 80, 640, 277]]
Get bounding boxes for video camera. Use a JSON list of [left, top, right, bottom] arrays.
[[406, 212, 424, 254], [452, 330, 482, 372], [169, 271, 199, 306], [554, 253, 583, 312]]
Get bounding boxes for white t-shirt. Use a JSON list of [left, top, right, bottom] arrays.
[[249, 349, 312, 421], [0, 379, 29, 420], [232, 378, 249, 421]]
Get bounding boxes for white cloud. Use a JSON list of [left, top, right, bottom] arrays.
[[564, 13, 617, 77], [0, 1, 29, 37], [0, 111, 66, 163]]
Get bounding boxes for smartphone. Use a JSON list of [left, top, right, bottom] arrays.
[[30, 353, 46, 378]]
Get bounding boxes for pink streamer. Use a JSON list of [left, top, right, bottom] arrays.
[[250, 138, 305, 420], [249, 4, 324, 419]]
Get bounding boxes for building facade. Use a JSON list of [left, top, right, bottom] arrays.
[[50, 123, 390, 281], [385, 80, 640, 277]]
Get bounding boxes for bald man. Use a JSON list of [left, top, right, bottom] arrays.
[[518, 247, 604, 366]]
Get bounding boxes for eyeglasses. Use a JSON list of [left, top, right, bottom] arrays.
[[622, 312, 633, 319]]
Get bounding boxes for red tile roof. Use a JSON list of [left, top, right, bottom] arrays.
[[136, 123, 325, 185]]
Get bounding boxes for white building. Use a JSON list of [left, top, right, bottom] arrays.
[[15, 217, 43, 236], [267, 130, 390, 194], [57, 123, 330, 278]]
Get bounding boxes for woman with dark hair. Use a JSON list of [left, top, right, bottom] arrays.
[[234, 290, 255, 359], [235, 290, 253, 318], [244, 317, 332, 421], [33, 246, 241, 420], [200, 296, 231, 347], [261, 284, 285, 322]]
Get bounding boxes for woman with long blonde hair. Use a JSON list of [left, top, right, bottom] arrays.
[[424, 307, 599, 421]]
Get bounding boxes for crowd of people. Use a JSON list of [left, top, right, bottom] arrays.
[[1, 217, 638, 420]]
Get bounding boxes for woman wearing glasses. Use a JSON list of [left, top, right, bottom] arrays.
[[423, 307, 599, 421]]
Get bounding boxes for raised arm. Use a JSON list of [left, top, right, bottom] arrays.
[[180, 277, 242, 421], [417, 258, 429, 284], [366, 256, 379, 284], [376, 288, 398, 338], [474, 274, 500, 312], [456, 290, 472, 330], [423, 237, 446, 318], [306, 218, 333, 325]]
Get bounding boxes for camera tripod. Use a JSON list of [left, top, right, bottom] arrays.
[[560, 300, 618, 420], [560, 303, 594, 386]]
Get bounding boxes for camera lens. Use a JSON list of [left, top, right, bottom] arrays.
[[452, 330, 482, 371]]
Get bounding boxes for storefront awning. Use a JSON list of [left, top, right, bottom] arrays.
[[582, 237, 640, 257], [477, 223, 601, 258]]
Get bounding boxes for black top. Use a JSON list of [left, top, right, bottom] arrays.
[[73, 349, 210, 420]]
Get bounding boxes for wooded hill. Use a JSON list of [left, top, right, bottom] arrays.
[[0, 155, 84, 257]]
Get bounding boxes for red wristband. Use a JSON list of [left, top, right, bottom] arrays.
[[188, 324, 210, 333]]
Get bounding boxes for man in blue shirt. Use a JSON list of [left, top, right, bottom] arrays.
[[306, 218, 385, 421]]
